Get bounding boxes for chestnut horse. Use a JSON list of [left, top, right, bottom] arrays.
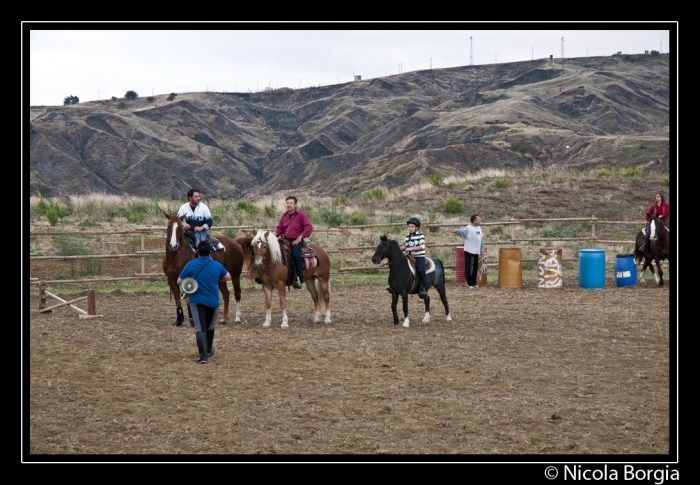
[[162, 213, 244, 325], [236, 230, 331, 328]]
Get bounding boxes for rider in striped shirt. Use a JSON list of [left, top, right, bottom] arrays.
[[401, 217, 427, 298]]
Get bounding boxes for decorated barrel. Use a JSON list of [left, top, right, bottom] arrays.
[[614, 254, 637, 288], [579, 249, 606, 290], [498, 248, 522, 288], [537, 248, 563, 289], [476, 251, 487, 287], [455, 247, 466, 285]]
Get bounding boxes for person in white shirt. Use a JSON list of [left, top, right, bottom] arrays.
[[453, 214, 484, 288]]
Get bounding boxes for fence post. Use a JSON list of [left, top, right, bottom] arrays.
[[510, 218, 516, 241], [591, 215, 596, 248], [340, 228, 345, 285], [140, 231, 145, 290], [38, 281, 46, 311], [87, 289, 96, 315]]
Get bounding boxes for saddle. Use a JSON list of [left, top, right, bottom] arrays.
[[277, 238, 319, 287], [184, 230, 224, 252], [405, 254, 435, 293]]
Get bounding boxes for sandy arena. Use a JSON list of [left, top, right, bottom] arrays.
[[27, 276, 672, 458]]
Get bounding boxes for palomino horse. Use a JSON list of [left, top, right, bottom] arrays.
[[162, 212, 244, 325], [236, 230, 331, 328], [371, 235, 452, 327], [634, 213, 671, 286]]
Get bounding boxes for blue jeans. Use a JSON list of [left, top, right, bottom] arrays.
[[287, 238, 304, 282], [415, 257, 427, 291]]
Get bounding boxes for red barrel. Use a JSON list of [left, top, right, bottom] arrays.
[[455, 247, 465, 284]]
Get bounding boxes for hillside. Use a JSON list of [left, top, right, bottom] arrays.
[[28, 53, 670, 199]]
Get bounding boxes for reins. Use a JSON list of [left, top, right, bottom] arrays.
[[375, 242, 409, 268]]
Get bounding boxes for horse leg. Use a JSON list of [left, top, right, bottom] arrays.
[[232, 276, 242, 323], [321, 276, 331, 323], [421, 290, 431, 324], [218, 280, 230, 324], [401, 290, 410, 328], [637, 256, 652, 285], [262, 285, 273, 328], [438, 284, 452, 322], [655, 257, 664, 286], [391, 291, 400, 326], [306, 276, 321, 323], [169, 279, 185, 326], [278, 282, 289, 329]]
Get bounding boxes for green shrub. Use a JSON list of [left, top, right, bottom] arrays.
[[623, 167, 641, 178], [486, 184, 495, 192], [147, 96, 155, 103], [427, 171, 446, 187], [596, 168, 612, 178], [236, 199, 258, 215], [427, 212, 440, 233], [79, 259, 102, 277], [494, 178, 510, 189], [446, 181, 458, 189], [34, 198, 49, 215], [44, 201, 69, 226], [264, 203, 276, 218], [125, 90, 138, 100], [442, 197, 464, 214], [661, 174, 669, 186], [167, 93, 177, 101], [349, 213, 366, 225], [490, 225, 504, 235], [362, 187, 385, 200], [630, 177, 641, 185], [111, 96, 117, 101], [117, 101, 126, 109], [52, 236, 94, 256], [318, 207, 345, 228], [542, 228, 578, 238], [334, 194, 346, 206]]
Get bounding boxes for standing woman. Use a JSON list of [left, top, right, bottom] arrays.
[[643, 192, 670, 250]]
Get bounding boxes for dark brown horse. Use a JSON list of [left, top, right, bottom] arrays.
[[162, 212, 244, 325], [236, 230, 331, 328], [634, 213, 671, 286]]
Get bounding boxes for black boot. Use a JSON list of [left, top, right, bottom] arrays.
[[174, 307, 184, 326], [196, 331, 208, 364], [207, 329, 215, 357], [187, 303, 194, 326]]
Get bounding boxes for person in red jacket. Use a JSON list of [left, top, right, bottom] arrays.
[[643, 192, 670, 250], [275, 196, 314, 289]]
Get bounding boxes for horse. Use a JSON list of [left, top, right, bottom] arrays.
[[371, 235, 452, 327], [236, 230, 331, 328], [633, 213, 671, 286], [162, 212, 244, 326]]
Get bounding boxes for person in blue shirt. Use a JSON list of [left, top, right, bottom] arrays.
[[178, 240, 231, 364]]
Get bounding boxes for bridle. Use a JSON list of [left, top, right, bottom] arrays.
[[167, 221, 192, 256], [374, 241, 408, 267]]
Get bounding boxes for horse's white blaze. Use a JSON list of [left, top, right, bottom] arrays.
[[403, 317, 410, 328], [422, 312, 431, 324], [446, 313, 453, 322], [650, 220, 657, 240], [169, 223, 178, 248]]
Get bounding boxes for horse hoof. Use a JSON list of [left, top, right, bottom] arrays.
[[325, 318, 332, 324], [281, 323, 289, 329], [173, 321, 183, 327], [402, 322, 410, 328], [262, 322, 271, 328], [446, 314, 453, 322]]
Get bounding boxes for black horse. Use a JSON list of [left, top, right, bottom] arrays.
[[634, 214, 671, 286], [371, 235, 452, 327]]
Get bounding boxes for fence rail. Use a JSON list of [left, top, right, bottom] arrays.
[[29, 216, 664, 287]]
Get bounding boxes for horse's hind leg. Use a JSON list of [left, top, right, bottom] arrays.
[[401, 291, 410, 328], [218, 281, 230, 323], [655, 258, 664, 286], [305, 277, 321, 323], [438, 284, 452, 322], [321, 277, 331, 323], [421, 293, 431, 324]]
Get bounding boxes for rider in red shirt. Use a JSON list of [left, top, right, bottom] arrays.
[[643, 192, 670, 250], [275, 196, 313, 289]]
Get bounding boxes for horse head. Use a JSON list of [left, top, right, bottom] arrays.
[[164, 212, 187, 251], [371, 235, 391, 264], [250, 230, 282, 269]]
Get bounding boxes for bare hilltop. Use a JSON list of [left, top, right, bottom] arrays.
[[29, 53, 670, 199]]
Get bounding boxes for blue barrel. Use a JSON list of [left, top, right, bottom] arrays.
[[579, 249, 606, 289], [614, 254, 637, 287]]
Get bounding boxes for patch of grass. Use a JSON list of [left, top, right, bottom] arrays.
[[494, 178, 510, 189], [52, 235, 94, 256], [362, 187, 385, 200], [442, 197, 464, 214], [522, 261, 536, 270], [318, 207, 345, 228], [264, 202, 276, 218], [661, 174, 669, 186], [334, 194, 346, 206], [623, 167, 641, 178], [596, 168, 612, 178], [427, 212, 440, 233], [237, 199, 258, 215], [427, 171, 446, 187], [349, 213, 366, 225], [486, 184, 495, 192], [446, 181, 458, 189]]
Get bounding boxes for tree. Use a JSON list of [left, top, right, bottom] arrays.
[[166, 92, 177, 101], [125, 90, 138, 100], [63, 95, 79, 106]]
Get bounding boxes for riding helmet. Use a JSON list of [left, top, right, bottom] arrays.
[[406, 216, 421, 228]]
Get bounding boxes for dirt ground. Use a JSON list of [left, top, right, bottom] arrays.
[[26, 271, 674, 460]]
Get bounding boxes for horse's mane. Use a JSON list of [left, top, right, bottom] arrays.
[[252, 230, 283, 264]]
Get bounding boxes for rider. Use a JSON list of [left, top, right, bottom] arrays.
[[275, 196, 313, 289], [401, 217, 428, 299], [177, 188, 223, 252], [643, 192, 670, 251]]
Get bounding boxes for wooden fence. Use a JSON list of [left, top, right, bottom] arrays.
[[29, 216, 662, 288]]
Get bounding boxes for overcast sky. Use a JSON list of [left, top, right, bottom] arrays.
[[26, 24, 673, 107]]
